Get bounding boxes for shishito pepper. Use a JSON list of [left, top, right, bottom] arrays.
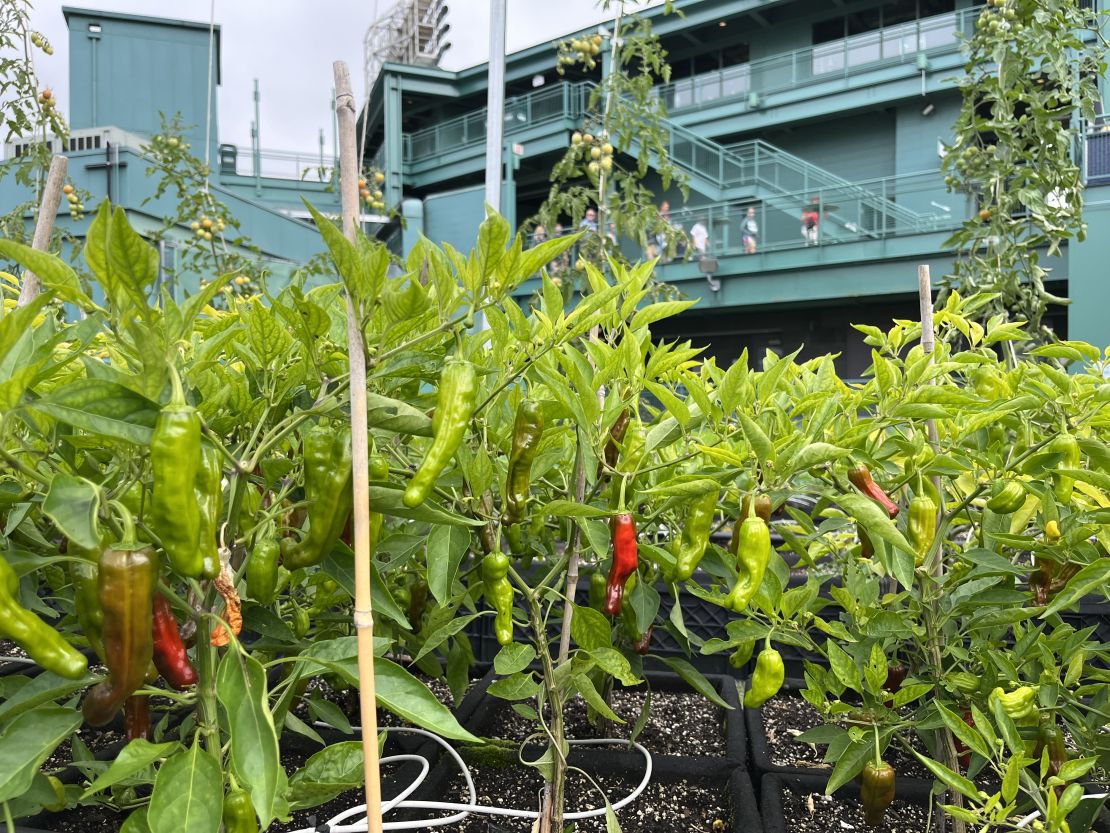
[[223, 784, 259, 833], [987, 481, 1026, 514], [672, 487, 721, 581], [407, 576, 429, 634], [743, 646, 784, 707], [195, 445, 223, 579], [0, 553, 87, 679], [729, 495, 772, 554], [246, 534, 281, 605], [860, 759, 896, 827], [369, 453, 389, 554], [848, 464, 900, 519], [124, 695, 151, 742], [83, 510, 156, 726], [151, 593, 197, 690], [907, 485, 938, 567], [284, 423, 353, 570], [603, 513, 638, 615], [1049, 432, 1081, 504], [404, 357, 478, 508], [729, 640, 755, 669], [503, 399, 545, 526], [726, 509, 772, 613], [1034, 719, 1067, 777], [150, 371, 204, 577], [482, 553, 514, 646], [588, 570, 607, 611], [69, 539, 105, 660], [598, 408, 631, 479]]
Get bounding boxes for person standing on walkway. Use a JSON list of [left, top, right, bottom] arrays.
[[689, 217, 709, 256], [801, 197, 820, 246], [741, 206, 759, 254]]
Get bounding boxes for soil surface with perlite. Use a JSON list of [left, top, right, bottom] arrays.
[[779, 783, 929, 833]]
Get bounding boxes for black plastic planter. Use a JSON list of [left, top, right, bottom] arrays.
[[464, 669, 747, 775], [746, 678, 821, 781], [760, 772, 933, 833]]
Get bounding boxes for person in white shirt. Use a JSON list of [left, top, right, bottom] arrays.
[[741, 206, 759, 254], [689, 217, 709, 256]]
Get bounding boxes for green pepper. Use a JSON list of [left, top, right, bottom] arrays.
[[860, 759, 896, 827], [729, 640, 755, 669], [247, 534, 281, 605], [223, 785, 259, 833], [83, 510, 157, 726], [1049, 433, 1081, 504], [672, 487, 721, 581], [588, 570, 607, 611], [729, 495, 772, 554], [194, 445, 223, 579], [150, 371, 204, 577], [0, 553, 87, 679], [284, 423, 353, 570], [619, 572, 650, 654], [407, 576, 429, 634], [990, 685, 1038, 723], [907, 490, 937, 567], [503, 399, 544, 526], [726, 511, 772, 613], [743, 646, 784, 708], [1034, 719, 1067, 777], [289, 600, 309, 639], [987, 480, 1026, 514], [404, 357, 478, 508], [369, 453, 389, 554], [69, 539, 106, 661], [482, 553, 514, 646], [948, 671, 980, 695]]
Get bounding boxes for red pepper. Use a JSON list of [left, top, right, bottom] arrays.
[[151, 593, 197, 690], [604, 513, 638, 616], [631, 625, 653, 655], [848, 465, 900, 519], [124, 695, 151, 742], [955, 708, 974, 770]]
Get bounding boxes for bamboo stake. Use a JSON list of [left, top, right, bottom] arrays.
[[334, 60, 383, 833], [917, 265, 965, 833], [16, 154, 68, 307]]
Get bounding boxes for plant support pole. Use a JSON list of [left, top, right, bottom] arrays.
[[16, 154, 67, 307], [918, 264, 965, 833], [334, 60, 384, 833]]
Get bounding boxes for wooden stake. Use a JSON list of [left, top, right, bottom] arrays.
[[917, 264, 942, 506], [334, 60, 383, 833], [16, 154, 68, 307]]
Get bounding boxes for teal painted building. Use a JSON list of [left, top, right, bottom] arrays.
[[0, 7, 345, 292], [360, 0, 1109, 375]]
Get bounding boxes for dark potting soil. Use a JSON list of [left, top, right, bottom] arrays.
[[383, 761, 731, 833], [30, 803, 128, 833], [780, 783, 929, 833], [43, 724, 126, 772], [490, 688, 726, 757], [760, 694, 932, 779], [0, 639, 30, 660]]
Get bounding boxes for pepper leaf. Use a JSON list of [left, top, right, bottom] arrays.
[[42, 473, 101, 551], [81, 739, 181, 799], [147, 740, 223, 833], [0, 706, 82, 803], [660, 657, 731, 710], [835, 493, 915, 557], [825, 738, 872, 794], [216, 650, 281, 827], [426, 524, 471, 603]]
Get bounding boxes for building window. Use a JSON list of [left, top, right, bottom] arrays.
[[811, 0, 957, 75]]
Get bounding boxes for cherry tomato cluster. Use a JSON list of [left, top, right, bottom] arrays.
[[190, 215, 225, 242], [29, 31, 54, 55], [556, 33, 604, 74], [979, 0, 1022, 37], [359, 170, 387, 212], [570, 130, 615, 177], [62, 183, 86, 221]]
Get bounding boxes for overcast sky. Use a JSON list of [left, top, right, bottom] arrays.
[[27, 0, 637, 153]]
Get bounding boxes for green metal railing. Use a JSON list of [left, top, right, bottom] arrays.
[[656, 7, 979, 112], [404, 82, 594, 163]]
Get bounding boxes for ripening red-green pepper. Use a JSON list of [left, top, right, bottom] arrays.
[[860, 759, 896, 826], [743, 647, 784, 707], [150, 371, 204, 577], [247, 535, 281, 605], [599, 408, 631, 479], [1034, 719, 1067, 777], [604, 513, 638, 615], [151, 593, 197, 690], [987, 481, 1026, 514], [404, 357, 478, 508], [726, 512, 771, 613], [223, 785, 259, 833], [672, 487, 721, 581], [195, 444, 223, 579], [848, 464, 899, 519], [907, 491, 937, 567], [503, 399, 544, 526], [124, 695, 151, 742], [0, 553, 87, 679], [482, 553, 514, 646], [83, 512, 156, 727], [284, 422, 353, 569], [1049, 433, 1081, 504]]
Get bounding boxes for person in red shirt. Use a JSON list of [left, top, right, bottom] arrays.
[[801, 197, 820, 246]]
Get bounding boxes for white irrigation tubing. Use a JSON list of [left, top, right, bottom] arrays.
[[285, 726, 655, 833], [1015, 793, 1109, 828], [0, 656, 36, 665]]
